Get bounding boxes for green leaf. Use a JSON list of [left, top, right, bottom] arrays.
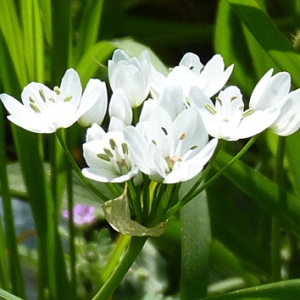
[[180, 178, 211, 299], [214, 150, 300, 238], [203, 278, 300, 299], [75, 0, 104, 63], [76, 40, 116, 86], [226, 0, 300, 86], [21, 0, 44, 81], [0, 0, 28, 86], [50, 0, 71, 81], [285, 131, 300, 197], [214, 0, 257, 93], [210, 240, 260, 287], [0, 289, 23, 300]]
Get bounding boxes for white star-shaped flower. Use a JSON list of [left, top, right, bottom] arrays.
[[124, 106, 218, 183], [1, 69, 107, 133]]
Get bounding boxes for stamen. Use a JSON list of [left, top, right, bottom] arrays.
[[178, 132, 186, 140], [152, 140, 157, 145], [204, 103, 217, 115], [243, 108, 255, 117], [104, 148, 113, 158], [109, 139, 117, 150], [161, 127, 168, 135], [49, 97, 55, 102], [121, 142, 128, 155], [97, 153, 111, 161], [231, 96, 237, 101], [216, 97, 222, 106], [63, 95, 72, 102], [30, 103, 41, 113], [54, 86, 61, 95], [190, 145, 198, 150], [29, 96, 35, 103], [189, 65, 194, 70], [39, 89, 46, 102]]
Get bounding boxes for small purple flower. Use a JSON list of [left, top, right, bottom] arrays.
[[62, 204, 96, 226]]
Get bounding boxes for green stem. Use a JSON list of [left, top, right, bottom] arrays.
[[100, 234, 131, 282], [65, 131, 77, 298], [92, 236, 147, 300], [178, 139, 225, 204], [127, 180, 143, 223], [56, 129, 109, 201], [271, 136, 286, 282], [167, 136, 257, 218]]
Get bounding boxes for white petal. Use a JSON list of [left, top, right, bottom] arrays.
[[1, 93, 54, 133], [78, 79, 107, 127], [150, 65, 167, 99], [114, 65, 147, 107], [200, 54, 234, 97], [86, 123, 106, 142], [164, 138, 218, 183], [159, 80, 185, 120], [109, 88, 132, 125], [139, 99, 158, 122], [58, 69, 82, 108], [250, 70, 290, 110], [238, 108, 280, 139], [179, 52, 204, 74]]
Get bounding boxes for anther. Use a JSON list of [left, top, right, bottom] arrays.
[[39, 89, 46, 102]]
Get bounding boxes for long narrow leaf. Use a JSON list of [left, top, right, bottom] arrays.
[[0, 0, 28, 86], [0, 289, 23, 300], [75, 0, 104, 63], [214, 150, 300, 238], [180, 179, 211, 299], [226, 0, 300, 86], [203, 278, 300, 299]]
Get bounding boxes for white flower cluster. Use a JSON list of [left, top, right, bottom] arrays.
[[2, 49, 300, 184]]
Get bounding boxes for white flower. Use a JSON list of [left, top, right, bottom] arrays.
[[108, 49, 152, 108], [151, 52, 233, 100], [249, 69, 300, 136], [0, 69, 106, 133], [190, 85, 280, 141], [82, 130, 138, 183], [124, 107, 218, 184]]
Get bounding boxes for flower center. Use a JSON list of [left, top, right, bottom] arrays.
[[97, 139, 132, 175]]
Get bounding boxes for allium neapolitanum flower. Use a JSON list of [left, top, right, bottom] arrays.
[[124, 106, 218, 184], [82, 128, 139, 183], [189, 85, 280, 141], [108, 49, 152, 108], [249, 69, 300, 136], [151, 52, 233, 100], [0, 69, 107, 133]]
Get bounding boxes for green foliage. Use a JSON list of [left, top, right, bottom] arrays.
[[1, 0, 300, 299]]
